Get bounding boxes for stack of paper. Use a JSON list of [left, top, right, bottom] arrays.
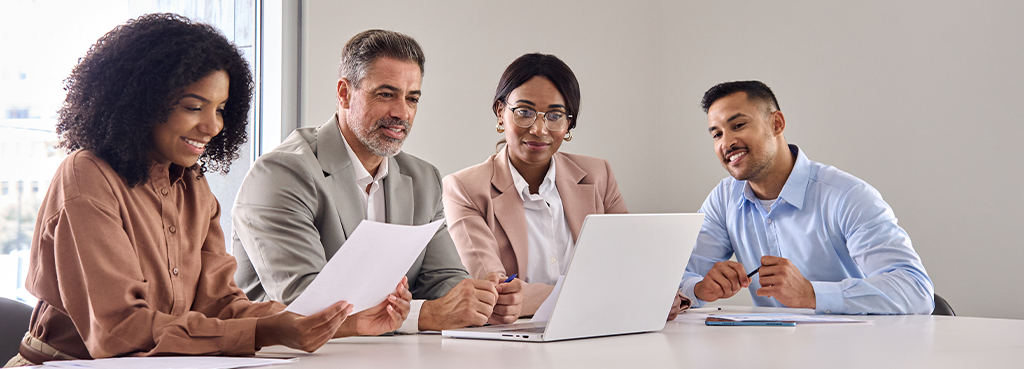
[[43, 357, 293, 369]]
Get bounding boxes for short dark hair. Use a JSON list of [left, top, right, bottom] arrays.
[[57, 13, 252, 187], [338, 29, 425, 88], [492, 53, 581, 131], [700, 80, 780, 117]]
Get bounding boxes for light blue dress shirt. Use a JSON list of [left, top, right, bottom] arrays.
[[681, 145, 934, 314]]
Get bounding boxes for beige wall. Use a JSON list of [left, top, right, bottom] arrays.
[[302, 0, 1024, 319]]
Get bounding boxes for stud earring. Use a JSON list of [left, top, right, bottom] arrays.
[[496, 120, 505, 133], [564, 131, 573, 141]]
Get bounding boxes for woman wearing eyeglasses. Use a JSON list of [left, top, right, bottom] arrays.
[[442, 53, 628, 316]]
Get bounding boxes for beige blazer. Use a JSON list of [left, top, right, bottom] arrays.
[[443, 147, 627, 313]]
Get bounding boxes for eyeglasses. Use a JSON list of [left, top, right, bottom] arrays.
[[507, 105, 572, 131]]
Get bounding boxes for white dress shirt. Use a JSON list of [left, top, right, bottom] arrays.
[[343, 134, 430, 333], [342, 135, 387, 222], [508, 156, 574, 286]]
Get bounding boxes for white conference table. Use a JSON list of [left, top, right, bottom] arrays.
[[260, 306, 1024, 369]]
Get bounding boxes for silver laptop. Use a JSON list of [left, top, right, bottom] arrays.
[[442, 213, 703, 342]]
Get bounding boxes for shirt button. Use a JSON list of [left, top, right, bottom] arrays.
[[550, 257, 557, 263], [168, 225, 177, 233], [172, 268, 179, 276], [779, 199, 785, 204], [766, 219, 772, 224], [160, 188, 168, 195]]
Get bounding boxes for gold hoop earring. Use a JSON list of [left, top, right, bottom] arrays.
[[496, 121, 505, 133], [564, 131, 573, 141]]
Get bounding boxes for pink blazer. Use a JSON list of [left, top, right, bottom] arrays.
[[443, 148, 627, 312]]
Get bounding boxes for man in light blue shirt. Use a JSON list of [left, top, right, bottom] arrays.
[[679, 81, 933, 314]]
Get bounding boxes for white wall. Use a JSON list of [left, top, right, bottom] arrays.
[[302, 0, 1024, 319]]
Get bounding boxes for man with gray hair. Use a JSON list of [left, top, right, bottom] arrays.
[[232, 29, 524, 334]]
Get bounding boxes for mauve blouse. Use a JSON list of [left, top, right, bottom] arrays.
[[24, 150, 284, 360]]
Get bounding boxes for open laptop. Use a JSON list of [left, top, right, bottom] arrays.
[[441, 213, 703, 342]]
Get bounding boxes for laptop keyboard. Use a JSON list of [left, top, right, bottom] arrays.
[[499, 327, 546, 333]]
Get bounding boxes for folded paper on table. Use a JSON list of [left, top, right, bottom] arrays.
[[286, 219, 444, 316], [42, 356, 294, 369]]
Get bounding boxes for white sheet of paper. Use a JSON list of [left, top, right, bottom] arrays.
[[673, 312, 712, 324], [286, 219, 444, 316], [706, 313, 870, 324], [530, 275, 564, 323], [43, 357, 293, 369]]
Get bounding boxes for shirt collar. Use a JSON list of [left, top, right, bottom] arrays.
[[148, 162, 188, 190], [507, 152, 557, 202], [342, 132, 389, 186], [739, 144, 808, 210]]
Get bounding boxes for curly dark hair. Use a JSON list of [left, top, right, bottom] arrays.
[[57, 13, 252, 187]]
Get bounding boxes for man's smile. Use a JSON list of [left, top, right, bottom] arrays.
[[725, 149, 748, 164]]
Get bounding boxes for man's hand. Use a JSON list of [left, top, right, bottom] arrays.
[[334, 277, 412, 337], [666, 290, 691, 320], [255, 301, 352, 353], [694, 260, 750, 302], [755, 255, 816, 309], [485, 272, 524, 325], [418, 279, 498, 331]]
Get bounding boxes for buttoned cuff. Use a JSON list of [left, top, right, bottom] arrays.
[[207, 316, 259, 356], [811, 281, 844, 314], [680, 278, 707, 308], [395, 299, 425, 334], [237, 317, 261, 355]]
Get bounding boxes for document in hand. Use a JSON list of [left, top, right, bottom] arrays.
[[286, 219, 444, 316], [705, 313, 870, 326]]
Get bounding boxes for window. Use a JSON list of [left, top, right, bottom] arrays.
[[0, 0, 260, 305], [6, 108, 29, 119]]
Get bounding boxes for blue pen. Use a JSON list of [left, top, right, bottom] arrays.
[[747, 267, 760, 278], [503, 273, 517, 283]]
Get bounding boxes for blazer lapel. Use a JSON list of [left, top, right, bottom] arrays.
[[384, 156, 414, 225], [554, 153, 596, 243], [492, 148, 531, 276], [316, 115, 365, 239]]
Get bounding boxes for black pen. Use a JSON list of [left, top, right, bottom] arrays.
[[746, 267, 760, 278]]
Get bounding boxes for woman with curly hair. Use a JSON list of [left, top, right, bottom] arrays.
[[5, 14, 377, 367]]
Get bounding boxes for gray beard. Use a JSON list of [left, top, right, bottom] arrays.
[[353, 117, 411, 158]]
